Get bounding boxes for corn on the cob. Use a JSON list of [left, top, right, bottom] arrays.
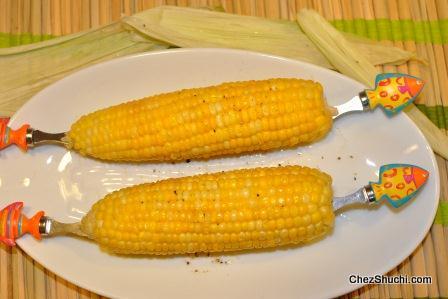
[[80, 166, 334, 255], [68, 78, 332, 161]]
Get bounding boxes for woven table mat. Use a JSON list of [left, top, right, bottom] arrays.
[[0, 0, 447, 298]]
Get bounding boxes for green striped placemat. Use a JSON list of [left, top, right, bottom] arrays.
[[331, 19, 448, 44], [0, 32, 54, 48], [434, 201, 448, 226]]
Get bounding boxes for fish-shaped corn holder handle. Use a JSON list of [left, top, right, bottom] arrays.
[[0, 202, 43, 246], [0, 164, 429, 255], [332, 73, 424, 118], [0, 117, 29, 151], [370, 164, 429, 207], [367, 73, 424, 116], [0, 117, 65, 152], [0, 73, 424, 162], [332, 164, 429, 210]]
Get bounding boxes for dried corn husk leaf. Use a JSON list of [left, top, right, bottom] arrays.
[[0, 6, 419, 119], [297, 9, 448, 159], [297, 9, 377, 86], [124, 6, 417, 69], [343, 33, 424, 66], [0, 22, 168, 116]]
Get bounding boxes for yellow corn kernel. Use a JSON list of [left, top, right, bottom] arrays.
[[68, 78, 332, 161], [81, 166, 334, 255]]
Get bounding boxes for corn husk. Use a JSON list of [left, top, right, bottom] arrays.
[[0, 22, 168, 116], [0, 6, 419, 118], [297, 9, 448, 159], [296, 9, 377, 86], [124, 6, 418, 70], [343, 33, 426, 66]]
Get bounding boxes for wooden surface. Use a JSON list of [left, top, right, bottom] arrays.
[[0, 0, 447, 298]]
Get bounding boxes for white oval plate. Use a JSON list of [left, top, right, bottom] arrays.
[[1, 49, 438, 299]]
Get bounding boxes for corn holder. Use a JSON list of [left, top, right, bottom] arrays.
[[331, 73, 424, 118], [0, 164, 428, 255], [0, 73, 424, 161]]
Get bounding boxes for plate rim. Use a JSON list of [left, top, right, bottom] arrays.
[[9, 47, 440, 299]]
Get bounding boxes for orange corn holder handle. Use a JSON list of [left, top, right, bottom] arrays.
[[0, 117, 30, 151], [0, 202, 44, 246]]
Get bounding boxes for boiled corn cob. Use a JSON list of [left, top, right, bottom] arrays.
[[67, 78, 332, 161], [80, 166, 334, 255], [1, 164, 429, 254]]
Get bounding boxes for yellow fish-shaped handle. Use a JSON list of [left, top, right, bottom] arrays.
[[366, 73, 425, 116], [370, 164, 429, 208]]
